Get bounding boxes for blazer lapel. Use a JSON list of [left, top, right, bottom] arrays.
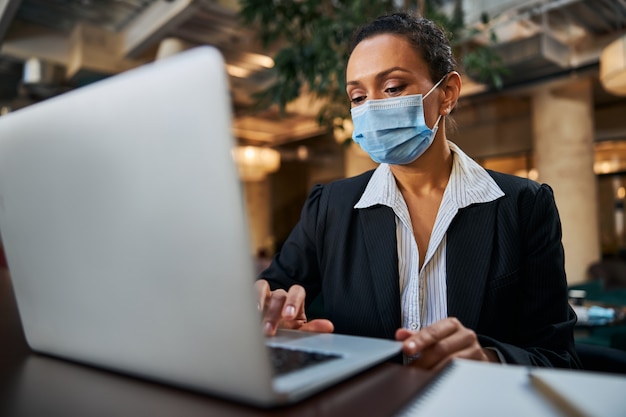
[[360, 205, 401, 337], [446, 202, 497, 329]]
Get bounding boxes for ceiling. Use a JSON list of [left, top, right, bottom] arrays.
[[484, 0, 626, 85], [0, 0, 625, 147], [0, 0, 327, 147]]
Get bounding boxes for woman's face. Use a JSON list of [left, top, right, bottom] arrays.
[[346, 33, 442, 125]]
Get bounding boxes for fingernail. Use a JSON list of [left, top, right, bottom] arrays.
[[264, 321, 273, 334], [284, 305, 295, 317], [407, 341, 417, 352]]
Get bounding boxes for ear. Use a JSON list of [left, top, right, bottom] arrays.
[[439, 71, 461, 116]]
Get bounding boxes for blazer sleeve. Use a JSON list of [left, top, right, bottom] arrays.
[[259, 184, 324, 304], [478, 182, 581, 368]]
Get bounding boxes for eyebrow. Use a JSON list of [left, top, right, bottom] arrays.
[[346, 66, 413, 86]]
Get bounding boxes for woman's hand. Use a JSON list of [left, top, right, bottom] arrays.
[[396, 317, 499, 371], [255, 280, 334, 336]]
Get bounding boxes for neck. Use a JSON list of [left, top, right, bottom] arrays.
[[389, 133, 453, 196]]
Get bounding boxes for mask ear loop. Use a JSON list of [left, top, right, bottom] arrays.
[[424, 74, 448, 131], [423, 74, 448, 100], [430, 114, 443, 133]]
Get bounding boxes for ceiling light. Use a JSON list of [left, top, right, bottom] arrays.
[[244, 52, 274, 69], [225, 64, 251, 78], [600, 34, 626, 96], [231, 146, 280, 181]]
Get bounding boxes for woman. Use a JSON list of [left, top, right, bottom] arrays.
[[256, 11, 580, 370]]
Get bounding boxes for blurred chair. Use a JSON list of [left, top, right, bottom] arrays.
[[576, 343, 626, 374], [569, 260, 626, 351], [587, 259, 626, 291]]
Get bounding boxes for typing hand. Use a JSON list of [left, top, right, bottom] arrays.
[[255, 280, 334, 337], [395, 317, 498, 372]]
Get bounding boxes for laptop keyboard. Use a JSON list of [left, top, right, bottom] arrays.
[[268, 346, 341, 376]]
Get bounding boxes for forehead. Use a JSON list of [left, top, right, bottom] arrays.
[[346, 33, 430, 82]]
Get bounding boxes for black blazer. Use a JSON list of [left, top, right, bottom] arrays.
[[263, 169, 581, 368]]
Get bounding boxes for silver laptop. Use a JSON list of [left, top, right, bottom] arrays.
[[0, 46, 401, 407]]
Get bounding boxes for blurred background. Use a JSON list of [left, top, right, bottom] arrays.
[[0, 0, 625, 286]]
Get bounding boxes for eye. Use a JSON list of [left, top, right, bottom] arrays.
[[350, 95, 367, 105], [384, 84, 405, 95]]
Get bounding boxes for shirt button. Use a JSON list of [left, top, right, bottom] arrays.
[[410, 323, 418, 330]]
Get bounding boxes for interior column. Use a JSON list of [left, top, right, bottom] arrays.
[[532, 78, 600, 285]]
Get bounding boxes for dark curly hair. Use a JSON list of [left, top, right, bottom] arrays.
[[349, 11, 457, 84]]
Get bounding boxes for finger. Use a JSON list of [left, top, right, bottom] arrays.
[[263, 289, 288, 336], [410, 325, 481, 370], [395, 328, 414, 341], [299, 319, 334, 333], [281, 285, 307, 320], [426, 343, 486, 373], [254, 280, 271, 312], [277, 318, 308, 330], [400, 318, 463, 356]]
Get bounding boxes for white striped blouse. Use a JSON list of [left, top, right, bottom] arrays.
[[354, 142, 505, 335]]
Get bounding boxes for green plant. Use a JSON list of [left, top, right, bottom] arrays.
[[239, 0, 504, 126]]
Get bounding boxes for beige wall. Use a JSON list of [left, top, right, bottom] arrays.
[[452, 95, 532, 157], [243, 180, 272, 255]]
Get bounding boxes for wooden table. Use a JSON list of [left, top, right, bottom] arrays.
[[0, 269, 433, 417]]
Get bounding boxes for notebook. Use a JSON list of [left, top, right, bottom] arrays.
[[529, 367, 626, 417], [0, 46, 401, 407], [395, 359, 626, 417]]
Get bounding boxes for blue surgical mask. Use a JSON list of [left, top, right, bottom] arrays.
[[351, 76, 446, 165]]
